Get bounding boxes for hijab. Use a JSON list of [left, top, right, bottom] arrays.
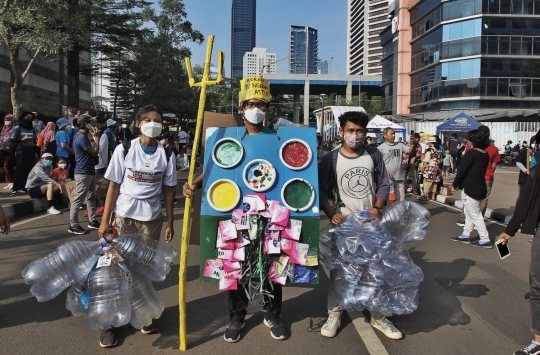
[[41, 122, 56, 145], [0, 114, 16, 147]]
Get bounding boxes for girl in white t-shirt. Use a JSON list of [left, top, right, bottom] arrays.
[[99, 105, 177, 244], [96, 105, 176, 347]]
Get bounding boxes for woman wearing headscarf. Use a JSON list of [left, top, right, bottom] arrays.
[[40, 122, 57, 157], [0, 114, 16, 190], [11, 111, 36, 196]]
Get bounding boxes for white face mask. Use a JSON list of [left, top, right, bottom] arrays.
[[243, 108, 265, 125], [122, 124, 128, 129], [140, 121, 162, 138], [532, 143, 536, 149], [59, 163, 66, 169], [4, 121, 11, 126]]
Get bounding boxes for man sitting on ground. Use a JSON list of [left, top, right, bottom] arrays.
[[25, 153, 69, 215]]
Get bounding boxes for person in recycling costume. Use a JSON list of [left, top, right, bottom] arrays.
[[183, 76, 287, 343]]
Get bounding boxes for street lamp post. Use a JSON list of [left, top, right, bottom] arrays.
[[330, 56, 333, 74], [320, 93, 326, 140]]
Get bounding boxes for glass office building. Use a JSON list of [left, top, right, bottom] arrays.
[[231, 0, 256, 85], [408, 0, 540, 114], [289, 26, 318, 74]]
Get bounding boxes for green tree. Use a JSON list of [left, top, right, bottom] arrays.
[[106, 0, 203, 121], [0, 0, 80, 117]]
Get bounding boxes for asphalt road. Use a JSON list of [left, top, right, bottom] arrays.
[[0, 192, 533, 355]]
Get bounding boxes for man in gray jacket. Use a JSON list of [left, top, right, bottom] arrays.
[[26, 153, 68, 214]]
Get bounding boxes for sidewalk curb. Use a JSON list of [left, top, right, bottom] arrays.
[[1, 170, 193, 221], [435, 195, 513, 225], [3, 197, 49, 220]]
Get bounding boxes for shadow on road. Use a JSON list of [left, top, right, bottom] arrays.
[[390, 249, 489, 335]]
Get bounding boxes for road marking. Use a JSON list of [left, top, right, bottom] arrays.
[[322, 267, 389, 355], [10, 213, 57, 229], [349, 312, 390, 355]]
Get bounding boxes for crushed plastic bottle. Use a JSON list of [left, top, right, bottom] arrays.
[[382, 201, 431, 243], [113, 233, 177, 282], [128, 271, 164, 329], [86, 263, 132, 330], [22, 240, 103, 302], [319, 205, 428, 316], [66, 281, 87, 317]]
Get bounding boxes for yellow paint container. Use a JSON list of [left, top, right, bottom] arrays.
[[207, 179, 241, 212]]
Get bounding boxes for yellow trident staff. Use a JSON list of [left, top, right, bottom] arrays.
[[180, 34, 224, 351]]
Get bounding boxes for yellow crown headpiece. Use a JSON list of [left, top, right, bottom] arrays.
[[239, 76, 270, 105]]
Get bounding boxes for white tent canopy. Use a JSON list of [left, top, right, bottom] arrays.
[[367, 115, 407, 141]]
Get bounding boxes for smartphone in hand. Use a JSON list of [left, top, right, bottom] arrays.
[[496, 239, 511, 259]]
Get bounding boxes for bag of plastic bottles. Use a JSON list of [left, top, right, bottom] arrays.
[[319, 204, 429, 316], [382, 201, 431, 243], [23, 232, 177, 331], [22, 240, 103, 302]]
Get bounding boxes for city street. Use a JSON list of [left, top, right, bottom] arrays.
[[0, 167, 533, 355]]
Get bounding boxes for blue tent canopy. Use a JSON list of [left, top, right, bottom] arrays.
[[436, 112, 482, 136]]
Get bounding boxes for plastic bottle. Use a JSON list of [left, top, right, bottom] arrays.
[[86, 263, 132, 331], [113, 233, 177, 282], [129, 271, 164, 329], [66, 282, 87, 317], [22, 240, 103, 302]]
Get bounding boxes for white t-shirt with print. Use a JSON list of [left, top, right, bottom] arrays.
[[105, 137, 177, 221], [336, 150, 376, 215]]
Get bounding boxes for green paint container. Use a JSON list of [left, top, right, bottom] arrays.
[[281, 178, 315, 212], [212, 138, 243, 168]]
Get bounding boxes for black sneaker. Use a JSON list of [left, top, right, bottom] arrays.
[[99, 328, 117, 348], [263, 317, 287, 340], [456, 220, 465, 227], [514, 341, 540, 355], [470, 240, 493, 249], [21, 188, 27, 194], [223, 320, 245, 343], [10, 190, 18, 197], [88, 220, 100, 230], [68, 225, 86, 235]]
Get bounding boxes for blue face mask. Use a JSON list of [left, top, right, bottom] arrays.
[[43, 160, 53, 168]]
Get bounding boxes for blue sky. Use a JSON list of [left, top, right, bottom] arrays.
[[182, 0, 348, 75]]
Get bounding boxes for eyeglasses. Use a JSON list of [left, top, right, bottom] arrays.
[[244, 101, 267, 110]]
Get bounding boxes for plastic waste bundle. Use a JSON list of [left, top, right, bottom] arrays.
[[22, 240, 103, 302], [23, 232, 176, 330], [320, 202, 429, 316]]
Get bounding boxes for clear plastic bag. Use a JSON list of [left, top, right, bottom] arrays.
[[320, 205, 428, 316]]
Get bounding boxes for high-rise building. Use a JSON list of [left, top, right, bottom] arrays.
[[347, 0, 390, 75], [380, 0, 540, 117], [317, 59, 328, 74], [243, 47, 276, 78], [289, 26, 318, 74], [231, 0, 256, 86]]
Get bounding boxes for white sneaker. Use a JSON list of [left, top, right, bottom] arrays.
[[3, 183, 12, 189], [47, 207, 62, 215], [321, 313, 341, 338], [370, 316, 403, 339]]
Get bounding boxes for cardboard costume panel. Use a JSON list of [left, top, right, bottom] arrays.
[[200, 126, 320, 285]]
